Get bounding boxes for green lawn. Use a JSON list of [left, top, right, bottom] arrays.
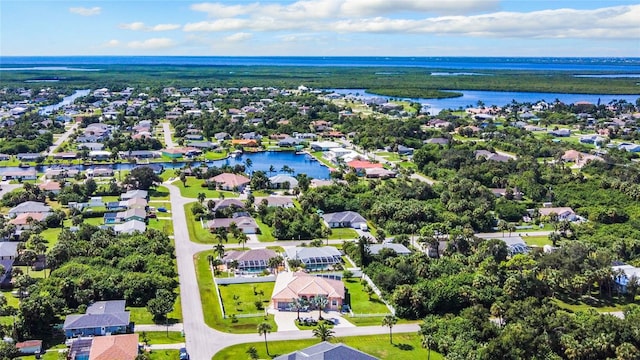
[[344, 279, 391, 315], [329, 228, 359, 240], [523, 235, 552, 247], [204, 150, 229, 160], [176, 177, 239, 199], [128, 292, 182, 324], [195, 250, 277, 333], [147, 218, 174, 235], [40, 227, 62, 250], [218, 282, 275, 315], [149, 350, 180, 359], [138, 331, 185, 344], [256, 218, 276, 242], [150, 186, 171, 200], [311, 151, 336, 168], [213, 333, 443, 360], [376, 152, 402, 161], [552, 296, 639, 313], [149, 201, 172, 212], [185, 203, 218, 243]]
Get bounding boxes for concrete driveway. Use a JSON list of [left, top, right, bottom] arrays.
[[273, 309, 355, 332]]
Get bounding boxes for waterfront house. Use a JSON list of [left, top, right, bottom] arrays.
[[1, 168, 37, 181], [86, 167, 114, 177], [63, 300, 132, 339], [16, 153, 43, 161], [89, 150, 112, 160], [118, 150, 160, 160], [78, 142, 105, 151], [269, 174, 299, 189], [271, 272, 345, 311], [322, 211, 367, 229], [208, 173, 250, 192]]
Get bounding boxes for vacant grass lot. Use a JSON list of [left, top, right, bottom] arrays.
[[138, 331, 184, 344], [195, 250, 277, 333], [185, 203, 219, 243], [218, 282, 275, 315], [329, 228, 358, 240], [523, 235, 552, 247], [128, 292, 182, 324], [344, 278, 390, 315], [176, 177, 239, 199], [213, 333, 443, 360], [256, 218, 276, 242]]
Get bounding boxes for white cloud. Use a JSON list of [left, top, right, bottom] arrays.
[[69, 6, 101, 16], [184, 3, 640, 40], [224, 32, 253, 42], [127, 38, 176, 50], [104, 39, 120, 47], [120, 22, 180, 32]]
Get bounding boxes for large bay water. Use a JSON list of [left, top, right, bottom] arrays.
[[2, 56, 640, 72], [328, 89, 640, 115], [0, 151, 332, 179]]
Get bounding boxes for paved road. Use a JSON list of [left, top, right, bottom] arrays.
[[163, 122, 177, 148], [47, 122, 79, 155], [0, 182, 22, 197]]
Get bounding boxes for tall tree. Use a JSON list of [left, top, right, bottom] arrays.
[[146, 289, 176, 335], [257, 322, 273, 356], [123, 167, 162, 190], [382, 315, 398, 344]]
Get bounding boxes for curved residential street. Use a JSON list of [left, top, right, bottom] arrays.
[[166, 181, 420, 359]]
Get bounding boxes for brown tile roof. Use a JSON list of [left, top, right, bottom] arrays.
[[272, 272, 345, 301], [89, 334, 139, 360], [209, 173, 250, 188], [10, 212, 47, 225]]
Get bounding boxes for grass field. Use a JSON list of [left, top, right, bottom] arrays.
[[147, 218, 174, 235], [195, 250, 277, 333], [552, 296, 639, 313], [185, 203, 218, 243], [344, 278, 391, 315], [150, 186, 171, 200], [256, 218, 276, 242], [523, 235, 552, 247], [218, 282, 275, 315], [176, 177, 239, 199], [149, 350, 180, 359], [128, 292, 182, 324], [212, 333, 443, 360], [204, 150, 229, 160], [138, 331, 185, 345], [329, 228, 358, 240]]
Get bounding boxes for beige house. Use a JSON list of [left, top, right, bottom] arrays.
[[271, 272, 344, 311]]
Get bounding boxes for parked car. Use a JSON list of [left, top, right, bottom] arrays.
[[179, 347, 189, 360], [157, 207, 167, 212]]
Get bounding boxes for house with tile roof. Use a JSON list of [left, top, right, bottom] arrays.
[[63, 300, 132, 339], [88, 333, 139, 360], [207, 216, 258, 234], [271, 272, 345, 311], [269, 174, 299, 189], [113, 220, 146, 234], [274, 341, 378, 360], [208, 173, 251, 191]]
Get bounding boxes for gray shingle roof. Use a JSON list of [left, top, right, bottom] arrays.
[[274, 341, 379, 360], [63, 312, 130, 330], [369, 243, 412, 255], [322, 211, 366, 224]]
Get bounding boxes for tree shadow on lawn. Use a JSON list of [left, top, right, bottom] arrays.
[[393, 343, 414, 351]]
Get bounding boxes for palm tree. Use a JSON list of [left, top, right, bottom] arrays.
[[268, 256, 283, 274], [382, 315, 398, 344], [197, 192, 206, 204], [312, 296, 329, 320], [268, 165, 275, 175], [291, 297, 307, 321], [246, 346, 259, 360], [312, 323, 335, 342], [421, 334, 434, 360], [257, 322, 272, 356], [214, 243, 225, 260], [237, 232, 248, 250], [244, 158, 253, 171]]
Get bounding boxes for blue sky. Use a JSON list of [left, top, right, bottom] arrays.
[[1, 0, 639, 56]]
